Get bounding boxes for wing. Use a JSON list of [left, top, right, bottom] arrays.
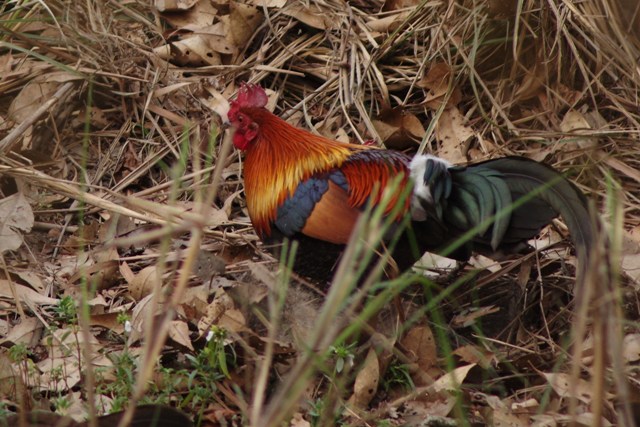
[[272, 150, 412, 245]]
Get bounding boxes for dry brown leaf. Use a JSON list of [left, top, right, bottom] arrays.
[[401, 398, 456, 422], [453, 345, 496, 369], [250, 0, 287, 6], [129, 265, 161, 301], [542, 373, 614, 404], [89, 312, 126, 334], [419, 63, 462, 110], [348, 347, 379, 408], [559, 110, 598, 150], [194, 252, 226, 283], [283, 3, 331, 30], [400, 324, 437, 386], [0, 279, 58, 306], [0, 191, 34, 254], [451, 306, 500, 328], [217, 308, 246, 334], [7, 72, 80, 123], [366, 11, 411, 33], [155, 0, 199, 12], [383, 0, 421, 11], [373, 107, 425, 150], [169, 320, 194, 351], [159, 0, 218, 29], [128, 293, 165, 345], [432, 363, 476, 393], [154, 35, 227, 66], [289, 412, 311, 427], [435, 107, 472, 163], [228, 2, 263, 48], [14, 270, 45, 293], [623, 334, 640, 363], [197, 290, 236, 336], [38, 356, 83, 392], [0, 316, 42, 346]]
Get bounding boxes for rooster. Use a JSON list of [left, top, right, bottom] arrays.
[[226, 83, 593, 283]]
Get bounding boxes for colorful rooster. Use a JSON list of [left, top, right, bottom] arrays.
[[226, 83, 592, 283]]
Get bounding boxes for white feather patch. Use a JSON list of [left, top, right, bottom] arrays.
[[409, 154, 451, 221]]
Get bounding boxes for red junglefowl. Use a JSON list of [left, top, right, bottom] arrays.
[[226, 83, 593, 283]]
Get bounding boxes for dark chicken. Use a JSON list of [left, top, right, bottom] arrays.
[[227, 83, 592, 283]]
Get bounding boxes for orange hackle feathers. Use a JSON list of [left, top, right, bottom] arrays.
[[240, 108, 363, 237]]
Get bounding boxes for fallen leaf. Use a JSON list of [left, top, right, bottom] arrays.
[[0, 191, 34, 254], [250, 0, 287, 6], [432, 363, 476, 393], [419, 62, 462, 110], [400, 324, 437, 386], [435, 107, 472, 164], [283, 3, 331, 30], [542, 373, 614, 404], [372, 107, 425, 150], [348, 347, 379, 408], [383, 0, 421, 11], [159, 0, 218, 29], [0, 279, 58, 306], [451, 306, 500, 328], [228, 2, 263, 48], [155, 0, 199, 12], [453, 345, 497, 369], [0, 317, 42, 346], [169, 320, 194, 351], [559, 110, 598, 150], [129, 266, 161, 301], [623, 334, 640, 363]]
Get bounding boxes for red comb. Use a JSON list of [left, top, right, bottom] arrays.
[[232, 82, 268, 109]]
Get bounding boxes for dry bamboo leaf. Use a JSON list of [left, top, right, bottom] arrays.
[[432, 363, 476, 393], [169, 320, 194, 351], [0, 191, 33, 254], [400, 324, 437, 386], [435, 107, 472, 164], [348, 347, 379, 408], [155, 0, 198, 12]]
